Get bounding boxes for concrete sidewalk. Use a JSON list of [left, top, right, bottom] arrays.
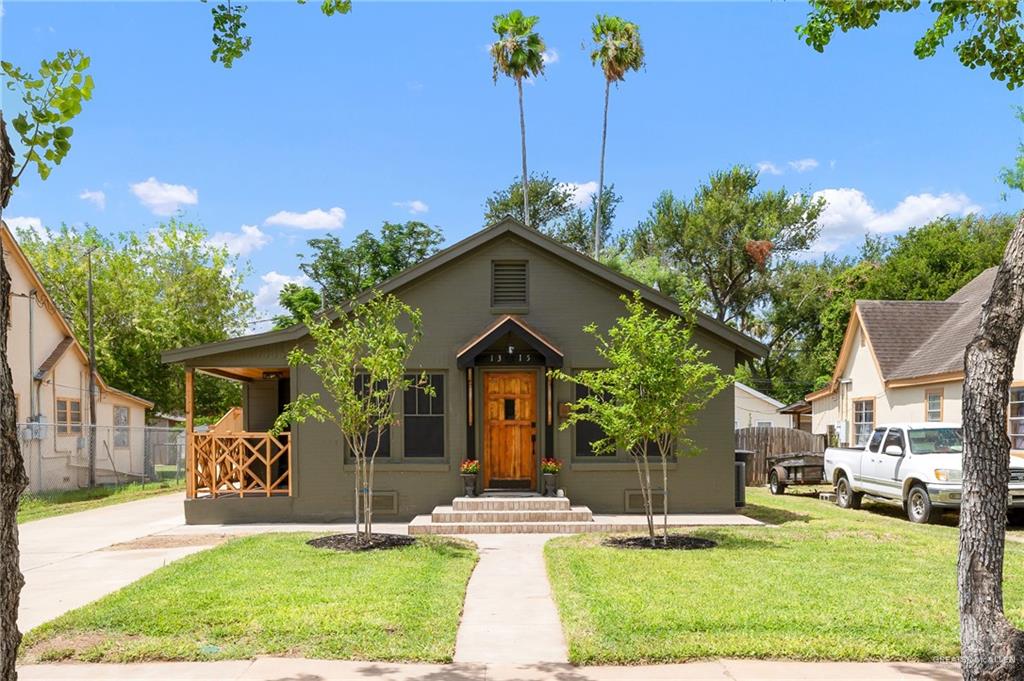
[[454, 534, 567, 664], [16, 657, 963, 680]]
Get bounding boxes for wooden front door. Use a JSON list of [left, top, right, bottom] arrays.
[[483, 371, 537, 490]]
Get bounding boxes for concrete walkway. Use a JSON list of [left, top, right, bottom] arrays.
[[454, 534, 567, 664], [16, 658, 963, 680]]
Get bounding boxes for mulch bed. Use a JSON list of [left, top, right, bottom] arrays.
[[603, 535, 717, 550], [307, 533, 416, 552]]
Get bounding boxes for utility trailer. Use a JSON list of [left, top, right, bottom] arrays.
[[767, 452, 826, 495]]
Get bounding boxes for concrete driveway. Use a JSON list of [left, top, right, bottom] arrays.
[[17, 493, 410, 632], [18, 493, 197, 631]]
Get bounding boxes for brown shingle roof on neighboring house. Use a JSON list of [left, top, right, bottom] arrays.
[[856, 300, 960, 379], [888, 267, 995, 380], [33, 336, 74, 380], [809, 267, 997, 399]]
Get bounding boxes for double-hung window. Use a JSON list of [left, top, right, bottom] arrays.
[[56, 398, 82, 435], [925, 389, 943, 422], [402, 373, 444, 458], [852, 399, 874, 447]]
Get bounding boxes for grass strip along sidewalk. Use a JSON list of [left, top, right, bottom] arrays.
[[545, 487, 1024, 664], [21, 533, 477, 663], [18, 478, 185, 523]]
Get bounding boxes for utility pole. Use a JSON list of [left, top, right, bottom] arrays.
[[85, 245, 97, 487]]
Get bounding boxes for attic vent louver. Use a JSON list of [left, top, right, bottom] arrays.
[[491, 261, 528, 307]]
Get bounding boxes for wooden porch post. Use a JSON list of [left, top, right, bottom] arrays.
[[184, 367, 194, 499]]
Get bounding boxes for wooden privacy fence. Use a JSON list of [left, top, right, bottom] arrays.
[[736, 426, 825, 486], [188, 431, 291, 499]]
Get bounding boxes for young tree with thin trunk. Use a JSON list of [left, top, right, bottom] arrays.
[[552, 292, 730, 547], [0, 50, 93, 681], [590, 15, 644, 260], [271, 294, 429, 545], [489, 9, 546, 228]]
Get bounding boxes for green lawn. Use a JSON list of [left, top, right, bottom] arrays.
[[545, 487, 1024, 664], [21, 533, 477, 663], [18, 479, 185, 524]]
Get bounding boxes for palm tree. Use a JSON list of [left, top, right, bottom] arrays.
[[591, 15, 644, 259], [490, 10, 546, 228]]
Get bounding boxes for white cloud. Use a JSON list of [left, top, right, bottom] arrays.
[[756, 161, 783, 176], [79, 189, 106, 210], [254, 270, 311, 319], [542, 48, 559, 65], [208, 224, 271, 257], [393, 200, 429, 215], [788, 158, 819, 173], [809, 188, 981, 253], [562, 181, 598, 207], [264, 206, 346, 230], [5, 216, 48, 241], [130, 177, 198, 215]]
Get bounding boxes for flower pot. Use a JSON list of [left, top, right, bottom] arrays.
[[543, 472, 557, 497], [461, 473, 477, 497]]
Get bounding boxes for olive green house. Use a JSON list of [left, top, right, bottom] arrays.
[[163, 218, 765, 524]]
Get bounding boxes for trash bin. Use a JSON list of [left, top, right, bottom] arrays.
[[734, 450, 753, 508]]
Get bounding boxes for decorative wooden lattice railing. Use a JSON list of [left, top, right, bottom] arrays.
[[187, 431, 291, 499]]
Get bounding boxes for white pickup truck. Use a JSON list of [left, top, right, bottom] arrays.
[[824, 422, 1024, 523]]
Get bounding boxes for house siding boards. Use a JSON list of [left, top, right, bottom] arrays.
[[734, 382, 788, 429], [176, 222, 758, 523], [3, 224, 152, 491]]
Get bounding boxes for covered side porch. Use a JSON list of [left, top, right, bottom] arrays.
[[183, 365, 293, 499]]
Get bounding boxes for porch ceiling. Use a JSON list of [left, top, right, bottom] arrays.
[[198, 367, 290, 383]]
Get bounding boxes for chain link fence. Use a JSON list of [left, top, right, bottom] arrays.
[[18, 423, 186, 493]]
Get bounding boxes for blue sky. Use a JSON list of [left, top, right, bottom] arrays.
[[4, 1, 1022, 327]]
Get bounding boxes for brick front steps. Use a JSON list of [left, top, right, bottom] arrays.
[[408, 495, 766, 534], [409, 495, 596, 534]]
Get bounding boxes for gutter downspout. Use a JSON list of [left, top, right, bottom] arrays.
[[28, 288, 40, 492]]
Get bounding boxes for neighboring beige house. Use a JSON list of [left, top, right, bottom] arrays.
[[807, 267, 1024, 448], [734, 382, 789, 429], [3, 224, 153, 492]]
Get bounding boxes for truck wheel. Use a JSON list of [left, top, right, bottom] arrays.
[[769, 470, 786, 495], [906, 484, 933, 524], [835, 475, 861, 509]]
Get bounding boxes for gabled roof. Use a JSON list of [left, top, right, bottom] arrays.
[[163, 218, 767, 364], [735, 381, 785, 409], [807, 267, 996, 400], [456, 315, 564, 368], [2, 224, 154, 409]]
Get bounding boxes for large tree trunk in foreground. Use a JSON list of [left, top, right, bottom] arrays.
[[0, 111, 28, 681], [960, 212, 1024, 680]]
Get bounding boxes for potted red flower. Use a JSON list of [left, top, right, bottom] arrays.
[[460, 459, 480, 497], [540, 458, 562, 497]]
